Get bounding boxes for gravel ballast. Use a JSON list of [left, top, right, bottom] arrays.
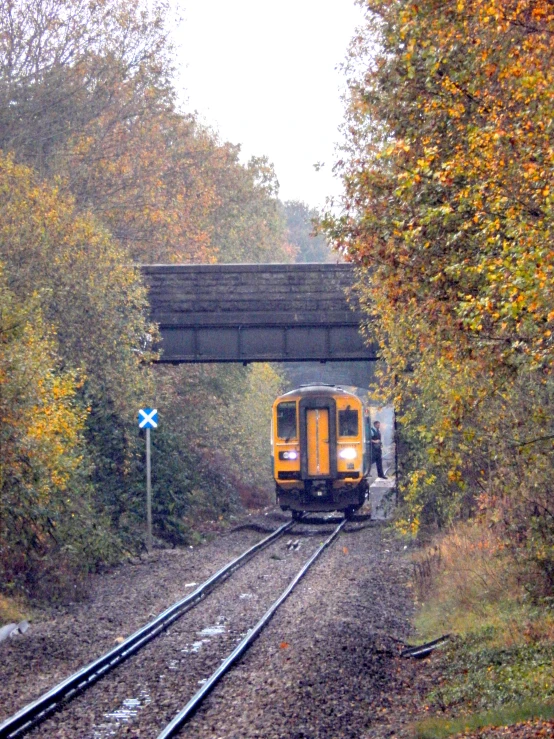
[[0, 508, 426, 738]]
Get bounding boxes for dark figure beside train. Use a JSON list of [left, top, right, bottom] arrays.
[[271, 384, 370, 519]]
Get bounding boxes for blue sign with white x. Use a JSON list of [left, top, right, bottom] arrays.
[[138, 408, 158, 429]]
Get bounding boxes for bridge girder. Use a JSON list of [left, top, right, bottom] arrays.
[[141, 263, 377, 364]]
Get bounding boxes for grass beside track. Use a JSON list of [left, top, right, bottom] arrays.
[[0, 595, 29, 626], [410, 524, 554, 738], [414, 701, 554, 738]]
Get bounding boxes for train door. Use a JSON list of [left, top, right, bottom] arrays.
[[299, 397, 337, 480], [306, 408, 330, 476]]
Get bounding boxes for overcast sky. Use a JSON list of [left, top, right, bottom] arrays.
[[172, 0, 365, 209]]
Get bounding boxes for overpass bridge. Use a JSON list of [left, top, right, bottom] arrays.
[[141, 263, 377, 365]]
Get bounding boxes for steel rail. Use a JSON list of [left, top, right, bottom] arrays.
[[0, 520, 294, 739], [401, 634, 451, 659], [157, 519, 346, 739]]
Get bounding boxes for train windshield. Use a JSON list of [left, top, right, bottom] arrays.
[[338, 409, 359, 437], [276, 402, 297, 440]]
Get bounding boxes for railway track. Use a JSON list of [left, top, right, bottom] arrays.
[[0, 518, 346, 739], [157, 519, 345, 739], [0, 520, 293, 739]]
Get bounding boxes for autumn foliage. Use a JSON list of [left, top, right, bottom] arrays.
[[326, 0, 553, 592], [0, 0, 295, 597], [0, 275, 90, 590]]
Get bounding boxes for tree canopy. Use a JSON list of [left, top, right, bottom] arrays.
[[0, 0, 292, 595], [284, 200, 334, 263], [325, 0, 554, 587]]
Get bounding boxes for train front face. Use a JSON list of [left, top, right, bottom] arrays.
[[272, 385, 368, 514]]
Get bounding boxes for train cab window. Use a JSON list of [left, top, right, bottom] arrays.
[[277, 402, 297, 440], [338, 409, 359, 437]]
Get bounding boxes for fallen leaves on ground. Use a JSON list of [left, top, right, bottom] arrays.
[[455, 720, 554, 738]]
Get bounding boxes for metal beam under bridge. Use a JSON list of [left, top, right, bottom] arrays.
[[141, 263, 377, 364]]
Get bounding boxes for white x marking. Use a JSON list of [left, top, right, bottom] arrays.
[[138, 408, 158, 429]]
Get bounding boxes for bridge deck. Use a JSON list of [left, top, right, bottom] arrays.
[[141, 264, 376, 363]]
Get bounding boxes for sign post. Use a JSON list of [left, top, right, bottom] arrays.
[[138, 408, 158, 553]]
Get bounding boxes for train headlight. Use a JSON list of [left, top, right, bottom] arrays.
[[339, 447, 357, 460], [279, 450, 298, 461]]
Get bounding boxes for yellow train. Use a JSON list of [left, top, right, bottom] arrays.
[[271, 384, 370, 519]]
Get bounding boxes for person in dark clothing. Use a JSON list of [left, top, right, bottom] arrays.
[[370, 420, 386, 479]]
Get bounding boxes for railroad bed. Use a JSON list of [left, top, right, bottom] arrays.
[[0, 510, 416, 738]]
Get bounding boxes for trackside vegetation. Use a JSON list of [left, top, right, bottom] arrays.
[[324, 0, 554, 733], [0, 0, 333, 608]]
